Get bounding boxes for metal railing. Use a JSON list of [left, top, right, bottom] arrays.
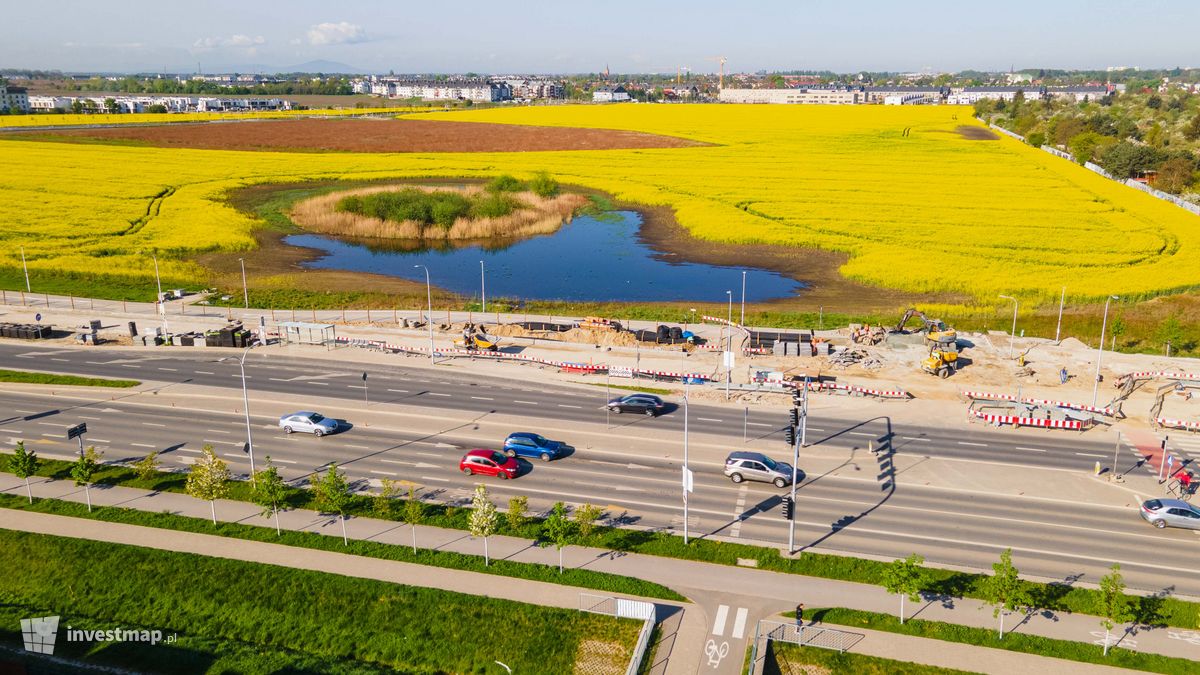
[[579, 593, 657, 675], [746, 620, 864, 675]]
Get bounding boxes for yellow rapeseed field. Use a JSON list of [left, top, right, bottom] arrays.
[[0, 104, 1195, 303]]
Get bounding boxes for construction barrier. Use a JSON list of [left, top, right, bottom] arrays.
[[784, 379, 911, 400], [967, 409, 1085, 430], [961, 390, 1116, 417], [1155, 417, 1200, 431], [335, 337, 709, 383], [1119, 370, 1200, 383]]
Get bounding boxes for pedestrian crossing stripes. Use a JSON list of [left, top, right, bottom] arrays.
[[711, 605, 749, 639]]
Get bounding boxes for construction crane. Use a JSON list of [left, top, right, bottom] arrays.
[[707, 56, 728, 89]]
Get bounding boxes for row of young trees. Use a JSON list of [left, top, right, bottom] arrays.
[[882, 550, 1132, 656]]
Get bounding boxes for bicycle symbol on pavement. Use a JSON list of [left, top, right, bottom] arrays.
[[1167, 630, 1200, 646], [705, 639, 729, 668], [1090, 631, 1138, 651]]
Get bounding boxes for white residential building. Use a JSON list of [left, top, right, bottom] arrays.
[[718, 87, 865, 104], [593, 86, 631, 103], [0, 84, 30, 112], [945, 86, 1045, 105]]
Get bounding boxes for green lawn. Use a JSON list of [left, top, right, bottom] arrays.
[[0, 492, 684, 601], [0, 369, 139, 387], [767, 641, 978, 674], [0, 529, 640, 674], [791, 607, 1197, 675]]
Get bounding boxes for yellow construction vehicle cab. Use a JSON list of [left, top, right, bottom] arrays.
[[922, 346, 958, 379], [896, 308, 957, 346]]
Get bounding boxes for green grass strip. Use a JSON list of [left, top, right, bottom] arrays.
[[0, 369, 139, 387], [768, 641, 977, 675], [575, 380, 675, 395], [788, 607, 1196, 675], [0, 493, 684, 602], [0, 528, 639, 675], [4, 450, 1197, 629]]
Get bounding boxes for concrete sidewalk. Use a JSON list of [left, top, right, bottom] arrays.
[[3, 472, 1197, 669]]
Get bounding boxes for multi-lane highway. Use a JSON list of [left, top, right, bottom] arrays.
[[1, 339, 1196, 597]]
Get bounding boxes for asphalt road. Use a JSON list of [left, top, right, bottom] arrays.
[[3, 382, 1197, 598], [0, 342, 1142, 474]]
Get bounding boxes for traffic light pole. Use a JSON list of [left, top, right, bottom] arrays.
[[787, 377, 809, 555]]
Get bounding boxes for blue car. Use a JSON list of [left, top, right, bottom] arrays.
[[503, 432, 564, 462]]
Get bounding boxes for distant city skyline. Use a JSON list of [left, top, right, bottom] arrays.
[[2, 0, 1197, 75]]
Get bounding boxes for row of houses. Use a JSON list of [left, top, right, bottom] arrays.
[[351, 76, 564, 101], [0, 83, 30, 111], [718, 84, 1122, 105], [26, 94, 292, 113]]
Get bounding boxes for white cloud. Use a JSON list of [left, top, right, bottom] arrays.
[[306, 22, 367, 46], [192, 34, 266, 51]]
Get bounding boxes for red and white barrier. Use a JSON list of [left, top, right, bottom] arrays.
[[784, 379, 911, 400], [962, 390, 1115, 417], [1155, 417, 1200, 431], [968, 409, 1085, 430]]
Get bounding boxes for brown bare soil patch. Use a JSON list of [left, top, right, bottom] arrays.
[[955, 125, 999, 140], [11, 117, 702, 153]]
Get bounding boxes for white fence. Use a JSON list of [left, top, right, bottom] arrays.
[[579, 593, 657, 675]]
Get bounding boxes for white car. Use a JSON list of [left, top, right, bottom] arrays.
[[279, 411, 338, 437]]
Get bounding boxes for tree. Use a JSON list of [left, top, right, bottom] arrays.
[[132, 451, 160, 481], [103, 97, 118, 114], [251, 457, 288, 535], [505, 495, 529, 532], [1146, 94, 1162, 110], [70, 99, 83, 114], [981, 548, 1030, 639], [1098, 141, 1160, 179], [543, 501, 574, 574], [1154, 157, 1196, 194], [1109, 316, 1127, 350], [528, 171, 559, 198], [468, 484, 498, 566], [7, 441, 40, 503], [186, 445, 231, 524], [1068, 132, 1115, 166], [401, 485, 423, 554], [573, 503, 603, 541], [1097, 564, 1133, 656], [1183, 114, 1200, 142], [147, 103, 167, 114], [881, 553, 926, 624], [1025, 131, 1046, 148], [1156, 316, 1186, 355], [70, 446, 102, 512], [373, 478, 399, 519], [313, 463, 353, 545]]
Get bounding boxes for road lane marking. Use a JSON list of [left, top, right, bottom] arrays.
[[902, 436, 931, 442], [90, 438, 110, 443], [471, 396, 494, 401], [131, 443, 156, 448], [957, 442, 988, 447], [420, 476, 450, 483], [347, 385, 365, 389], [387, 389, 409, 393], [51, 358, 69, 362], [558, 404, 582, 409], [37, 422, 71, 427], [121, 365, 141, 368], [308, 381, 329, 386], [370, 470, 398, 476], [269, 378, 290, 382], [195, 371, 214, 375], [1014, 447, 1048, 453], [345, 444, 369, 450], [40, 433, 58, 438], [85, 361, 110, 365], [849, 432, 875, 437], [746, 422, 772, 427], [204, 439, 241, 446], [142, 422, 166, 427], [272, 459, 298, 464], [428, 392, 451, 397], [77, 416, 102, 421], [698, 417, 723, 422], [712, 605, 729, 636], [732, 608, 748, 639], [1075, 452, 1106, 458], [206, 429, 230, 434], [514, 400, 538, 405], [157, 368, 177, 372]]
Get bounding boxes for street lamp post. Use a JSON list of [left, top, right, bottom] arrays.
[[152, 253, 167, 334], [414, 265, 435, 363], [220, 345, 258, 481], [1055, 287, 1066, 343], [480, 260, 486, 313], [683, 380, 690, 545], [239, 257, 249, 309], [20, 245, 30, 293], [999, 295, 1017, 359], [787, 377, 809, 554], [740, 270, 747, 327], [1093, 295, 1119, 407], [725, 290, 733, 400]]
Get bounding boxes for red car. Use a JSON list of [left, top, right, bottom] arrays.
[[459, 449, 520, 479]]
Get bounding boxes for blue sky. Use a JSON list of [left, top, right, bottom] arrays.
[[3, 0, 1196, 74]]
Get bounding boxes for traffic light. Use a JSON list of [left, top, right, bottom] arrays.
[[784, 426, 796, 447], [792, 391, 804, 407], [781, 496, 794, 521], [789, 407, 800, 428]]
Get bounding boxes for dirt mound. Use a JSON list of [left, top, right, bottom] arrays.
[[16, 117, 703, 153]]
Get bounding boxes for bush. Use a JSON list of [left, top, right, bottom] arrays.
[[529, 171, 560, 197], [1026, 131, 1046, 148], [486, 174, 525, 193], [470, 192, 520, 219]]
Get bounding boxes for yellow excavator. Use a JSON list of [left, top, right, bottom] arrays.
[[455, 323, 500, 351], [896, 308, 957, 346]]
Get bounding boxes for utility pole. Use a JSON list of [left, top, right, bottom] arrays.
[[726, 290, 733, 400], [682, 380, 691, 545], [480, 260, 486, 313], [787, 378, 808, 554], [1093, 295, 1119, 407], [999, 295, 1017, 359], [740, 270, 747, 327], [239, 257, 249, 309], [152, 253, 167, 334], [20, 246, 30, 293], [1055, 287, 1066, 343], [414, 265, 435, 363]]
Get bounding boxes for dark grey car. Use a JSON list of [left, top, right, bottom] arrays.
[[1140, 498, 1200, 530], [724, 451, 794, 488]]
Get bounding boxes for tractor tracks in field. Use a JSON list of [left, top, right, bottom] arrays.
[[119, 186, 176, 237]]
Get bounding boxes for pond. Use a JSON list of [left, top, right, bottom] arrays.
[[284, 210, 805, 303]]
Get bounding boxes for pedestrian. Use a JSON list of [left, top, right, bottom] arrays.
[[795, 603, 804, 627], [1059, 367, 1069, 385]]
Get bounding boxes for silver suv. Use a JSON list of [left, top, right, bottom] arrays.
[[724, 451, 794, 488], [1140, 498, 1200, 530]]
